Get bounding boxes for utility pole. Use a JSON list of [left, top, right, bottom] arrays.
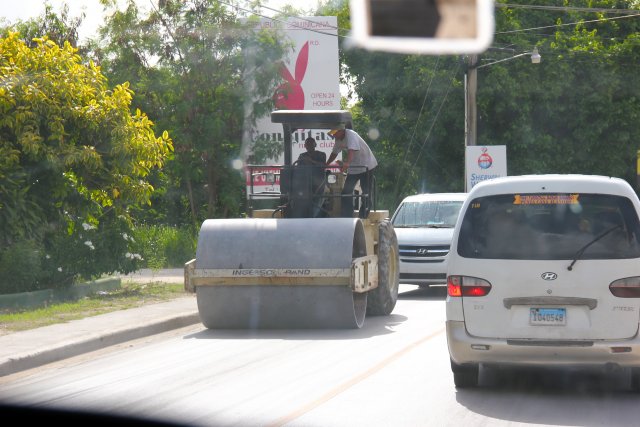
[[465, 54, 478, 149], [463, 49, 540, 192], [464, 54, 478, 192]]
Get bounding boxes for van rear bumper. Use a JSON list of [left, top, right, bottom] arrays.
[[447, 320, 640, 368]]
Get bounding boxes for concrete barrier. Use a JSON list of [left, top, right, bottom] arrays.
[[0, 277, 121, 312]]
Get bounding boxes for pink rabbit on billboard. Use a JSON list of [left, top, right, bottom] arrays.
[[273, 41, 309, 109]]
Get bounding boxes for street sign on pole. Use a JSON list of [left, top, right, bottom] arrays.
[[465, 145, 506, 191]]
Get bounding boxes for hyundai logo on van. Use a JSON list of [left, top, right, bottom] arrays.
[[541, 272, 558, 281]]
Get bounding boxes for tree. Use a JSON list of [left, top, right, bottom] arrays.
[[484, 0, 640, 184], [318, 0, 640, 211], [5, 2, 84, 49], [91, 0, 290, 225], [0, 32, 172, 291], [318, 0, 466, 210]]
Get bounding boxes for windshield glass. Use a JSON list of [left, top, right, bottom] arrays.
[[392, 200, 464, 227], [458, 193, 640, 260], [4, 0, 640, 422]]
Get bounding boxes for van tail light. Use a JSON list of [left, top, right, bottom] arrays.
[[609, 277, 640, 298], [447, 275, 492, 297]]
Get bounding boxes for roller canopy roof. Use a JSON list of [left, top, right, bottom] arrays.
[[271, 110, 353, 131]]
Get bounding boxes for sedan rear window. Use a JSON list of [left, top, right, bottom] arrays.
[[457, 193, 640, 260], [392, 201, 464, 228]]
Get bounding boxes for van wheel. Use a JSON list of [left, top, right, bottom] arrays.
[[630, 368, 640, 392], [451, 359, 479, 388]]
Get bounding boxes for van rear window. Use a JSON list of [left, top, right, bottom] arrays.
[[457, 193, 640, 260]]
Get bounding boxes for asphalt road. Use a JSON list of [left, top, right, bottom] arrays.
[[1, 285, 639, 427]]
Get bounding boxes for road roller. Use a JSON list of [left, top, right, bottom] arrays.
[[184, 110, 399, 329]]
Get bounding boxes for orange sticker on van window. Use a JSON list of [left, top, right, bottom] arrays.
[[513, 194, 579, 205]]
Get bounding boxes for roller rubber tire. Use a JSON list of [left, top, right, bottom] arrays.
[[366, 220, 399, 316]]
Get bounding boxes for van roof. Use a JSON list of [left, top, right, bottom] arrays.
[[400, 193, 468, 203], [469, 174, 634, 198]]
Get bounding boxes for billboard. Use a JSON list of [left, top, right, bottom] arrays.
[[244, 16, 340, 195], [465, 145, 506, 191]]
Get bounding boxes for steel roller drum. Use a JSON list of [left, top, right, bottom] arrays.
[[194, 218, 368, 329]]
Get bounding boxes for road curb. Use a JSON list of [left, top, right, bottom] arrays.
[[0, 298, 200, 377], [0, 310, 200, 377]]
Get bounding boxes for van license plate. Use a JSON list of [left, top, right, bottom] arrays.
[[530, 308, 566, 326]]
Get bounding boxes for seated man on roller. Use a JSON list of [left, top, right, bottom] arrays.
[[297, 137, 327, 217]]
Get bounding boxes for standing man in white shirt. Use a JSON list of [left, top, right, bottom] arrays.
[[326, 125, 378, 218]]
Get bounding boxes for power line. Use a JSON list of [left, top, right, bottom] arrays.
[[408, 57, 441, 153], [214, 0, 347, 39], [219, 1, 639, 46], [394, 62, 462, 202], [413, 62, 461, 168], [392, 57, 441, 198], [496, 3, 640, 14], [256, 2, 340, 30], [496, 12, 640, 34]]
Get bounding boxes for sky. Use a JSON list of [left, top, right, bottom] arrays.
[[2, 0, 322, 42]]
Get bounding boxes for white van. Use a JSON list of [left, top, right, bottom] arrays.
[[446, 175, 640, 389], [391, 193, 467, 288]]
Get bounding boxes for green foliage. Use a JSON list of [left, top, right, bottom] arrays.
[[318, 0, 467, 210], [92, 0, 289, 224], [3, 2, 84, 49], [321, 0, 640, 209], [0, 32, 173, 291], [4, 0, 637, 261], [132, 225, 197, 269], [41, 212, 141, 286], [486, 0, 640, 185], [0, 241, 44, 294]]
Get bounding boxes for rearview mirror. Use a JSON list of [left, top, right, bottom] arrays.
[[349, 0, 494, 55]]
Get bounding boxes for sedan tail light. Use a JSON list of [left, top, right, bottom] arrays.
[[447, 275, 492, 297], [609, 277, 640, 298]]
